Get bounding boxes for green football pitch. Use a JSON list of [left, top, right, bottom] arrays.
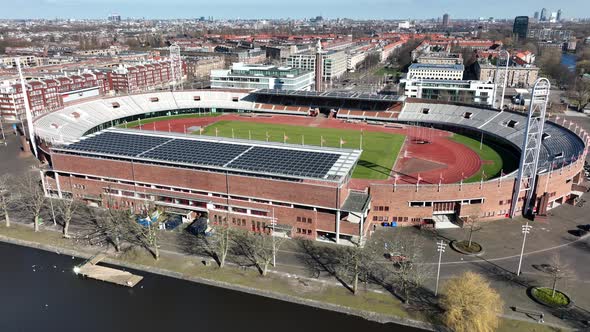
[[198, 121, 405, 180]]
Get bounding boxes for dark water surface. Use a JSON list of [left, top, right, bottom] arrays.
[[561, 53, 576, 72], [0, 242, 425, 332]]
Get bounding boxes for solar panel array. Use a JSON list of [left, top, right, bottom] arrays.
[[61, 130, 349, 180], [140, 139, 250, 166], [227, 146, 340, 178], [66, 131, 171, 157]]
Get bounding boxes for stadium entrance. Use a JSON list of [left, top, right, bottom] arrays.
[[432, 201, 461, 229]]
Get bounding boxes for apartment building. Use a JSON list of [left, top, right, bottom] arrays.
[[407, 63, 465, 80], [210, 63, 314, 91]]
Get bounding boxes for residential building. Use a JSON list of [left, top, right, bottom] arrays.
[[513, 16, 529, 41], [528, 29, 573, 41], [108, 60, 186, 93], [185, 56, 225, 79], [407, 63, 465, 80], [477, 63, 539, 88], [416, 52, 463, 65], [210, 63, 314, 91], [0, 55, 44, 68], [285, 49, 347, 83], [0, 71, 110, 120], [401, 79, 494, 106]]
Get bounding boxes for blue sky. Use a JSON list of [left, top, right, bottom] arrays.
[[1, 0, 588, 19]]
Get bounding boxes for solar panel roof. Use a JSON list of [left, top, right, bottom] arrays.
[[140, 139, 250, 166], [55, 129, 362, 182], [64, 131, 172, 157], [227, 146, 341, 179]]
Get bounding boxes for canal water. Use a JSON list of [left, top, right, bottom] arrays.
[[0, 242, 425, 332], [561, 53, 577, 73]]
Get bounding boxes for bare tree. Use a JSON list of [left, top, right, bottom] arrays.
[[127, 204, 162, 260], [56, 196, 80, 238], [333, 245, 373, 295], [546, 254, 574, 297], [463, 214, 482, 248], [567, 79, 590, 111], [93, 194, 133, 252], [13, 173, 46, 232], [383, 233, 432, 304], [234, 230, 287, 276], [206, 221, 236, 268], [0, 175, 12, 227]]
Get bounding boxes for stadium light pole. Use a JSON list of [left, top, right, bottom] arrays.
[[435, 240, 446, 296], [517, 222, 532, 276]]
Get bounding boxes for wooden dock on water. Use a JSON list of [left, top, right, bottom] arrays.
[[75, 254, 143, 287]]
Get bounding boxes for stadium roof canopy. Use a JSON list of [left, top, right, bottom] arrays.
[[52, 128, 361, 182], [252, 89, 403, 102]]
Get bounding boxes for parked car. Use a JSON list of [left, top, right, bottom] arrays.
[[384, 252, 408, 263], [187, 217, 210, 236], [164, 215, 183, 230]]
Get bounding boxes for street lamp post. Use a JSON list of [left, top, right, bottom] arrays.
[[517, 222, 533, 276], [47, 183, 57, 227], [435, 240, 446, 296]]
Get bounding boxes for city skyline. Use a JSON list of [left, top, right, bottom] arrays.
[[0, 0, 588, 20]]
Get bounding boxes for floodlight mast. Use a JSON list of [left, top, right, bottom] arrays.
[[509, 78, 550, 218]]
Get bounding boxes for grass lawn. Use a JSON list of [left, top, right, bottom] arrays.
[[118, 112, 220, 128], [200, 120, 405, 180], [532, 287, 570, 307], [449, 134, 507, 183], [375, 67, 400, 77]]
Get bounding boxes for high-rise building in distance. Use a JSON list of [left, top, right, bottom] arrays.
[[442, 13, 450, 27], [533, 11, 539, 20], [556, 9, 562, 22], [513, 16, 529, 41], [540, 8, 547, 21]]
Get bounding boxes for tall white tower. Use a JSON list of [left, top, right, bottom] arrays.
[[509, 78, 550, 218], [169, 44, 183, 91], [314, 39, 324, 92]]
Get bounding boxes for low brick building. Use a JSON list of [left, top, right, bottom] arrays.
[[45, 128, 369, 244]]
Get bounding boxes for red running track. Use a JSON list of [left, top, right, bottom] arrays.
[[132, 114, 481, 187]]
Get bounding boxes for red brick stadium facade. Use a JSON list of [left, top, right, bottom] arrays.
[[34, 90, 588, 244]]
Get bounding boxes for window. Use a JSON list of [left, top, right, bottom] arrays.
[[542, 133, 551, 140], [421, 108, 430, 114], [193, 96, 201, 101], [463, 112, 473, 119], [232, 97, 239, 102], [150, 97, 159, 102], [111, 102, 120, 108]]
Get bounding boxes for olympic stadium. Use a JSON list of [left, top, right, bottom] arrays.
[[31, 85, 588, 243]]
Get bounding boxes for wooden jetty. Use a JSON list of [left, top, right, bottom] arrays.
[[75, 254, 143, 287]]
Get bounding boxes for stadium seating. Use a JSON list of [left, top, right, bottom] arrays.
[[398, 101, 585, 171], [33, 92, 586, 174]]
